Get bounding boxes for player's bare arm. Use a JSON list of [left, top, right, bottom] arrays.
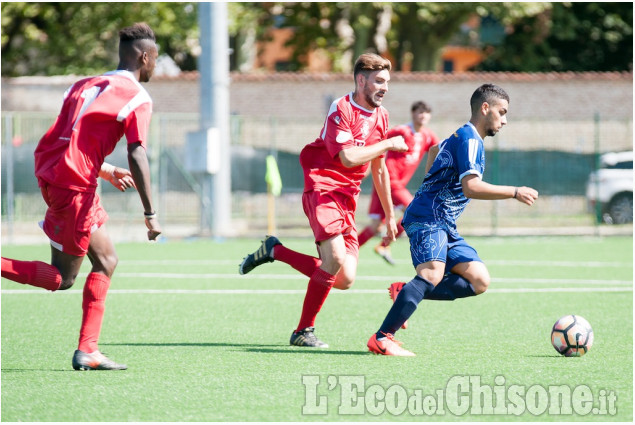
[[338, 135, 408, 168], [461, 174, 538, 206], [424, 144, 439, 174], [370, 157, 398, 242], [128, 142, 162, 240]]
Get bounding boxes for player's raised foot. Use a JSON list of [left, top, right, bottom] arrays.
[[239, 235, 281, 275], [374, 244, 395, 265], [367, 332, 415, 357], [72, 350, 127, 370], [290, 327, 329, 348], [388, 281, 408, 329]]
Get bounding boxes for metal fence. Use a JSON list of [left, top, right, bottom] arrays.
[[1, 111, 632, 244]]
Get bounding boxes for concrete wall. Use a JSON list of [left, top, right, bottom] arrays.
[[2, 71, 632, 153]]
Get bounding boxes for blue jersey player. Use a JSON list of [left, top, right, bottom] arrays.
[[367, 84, 539, 356]]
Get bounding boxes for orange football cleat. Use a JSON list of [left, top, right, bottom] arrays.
[[367, 332, 415, 357]]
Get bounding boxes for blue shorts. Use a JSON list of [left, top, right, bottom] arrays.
[[404, 223, 482, 272]]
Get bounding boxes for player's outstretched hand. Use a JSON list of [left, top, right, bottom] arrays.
[[387, 135, 409, 152], [109, 167, 137, 192], [515, 186, 539, 206], [145, 216, 162, 241]]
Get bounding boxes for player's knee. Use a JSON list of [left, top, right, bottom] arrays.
[[334, 277, 355, 290], [472, 275, 490, 294], [334, 268, 356, 290], [58, 277, 76, 290], [418, 270, 444, 287], [95, 253, 118, 277]]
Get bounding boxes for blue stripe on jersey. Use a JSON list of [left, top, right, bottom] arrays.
[[402, 122, 485, 236]]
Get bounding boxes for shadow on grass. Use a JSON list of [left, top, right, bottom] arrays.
[[101, 342, 370, 355], [101, 342, 283, 348], [2, 368, 74, 373], [525, 354, 567, 358], [242, 347, 370, 355]]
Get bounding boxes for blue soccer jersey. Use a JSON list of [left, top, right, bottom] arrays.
[[402, 122, 485, 236]]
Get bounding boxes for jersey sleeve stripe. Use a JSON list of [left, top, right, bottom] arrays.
[[468, 138, 478, 164], [459, 169, 482, 181], [320, 96, 344, 140], [117, 90, 152, 122]]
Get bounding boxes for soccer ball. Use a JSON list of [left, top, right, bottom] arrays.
[[551, 315, 594, 357]]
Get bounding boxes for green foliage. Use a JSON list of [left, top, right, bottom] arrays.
[[274, 2, 551, 71], [477, 2, 633, 72], [1, 2, 632, 76], [1, 2, 199, 77]]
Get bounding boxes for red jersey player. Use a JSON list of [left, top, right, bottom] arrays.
[[1, 23, 161, 370], [358, 101, 439, 265], [239, 53, 408, 348]]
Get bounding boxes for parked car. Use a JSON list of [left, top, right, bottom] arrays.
[[586, 151, 633, 224]]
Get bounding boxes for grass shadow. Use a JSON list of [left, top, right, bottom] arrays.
[[101, 342, 284, 348], [101, 342, 369, 355], [525, 354, 567, 358], [242, 347, 370, 355], [2, 368, 74, 373]]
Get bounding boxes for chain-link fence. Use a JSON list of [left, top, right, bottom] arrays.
[[1, 111, 632, 244]]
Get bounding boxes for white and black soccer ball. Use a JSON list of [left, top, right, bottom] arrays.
[[551, 314, 594, 357]]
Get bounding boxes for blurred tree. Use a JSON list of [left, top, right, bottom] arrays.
[[1, 2, 199, 77], [2, 2, 631, 76], [276, 2, 551, 71], [227, 2, 274, 72], [477, 2, 633, 72]]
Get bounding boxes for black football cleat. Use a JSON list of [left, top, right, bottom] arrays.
[[290, 327, 329, 348], [239, 235, 281, 275], [72, 350, 127, 371]]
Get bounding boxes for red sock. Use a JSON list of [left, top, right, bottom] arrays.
[[1, 257, 62, 291], [358, 226, 376, 247], [273, 244, 321, 278], [78, 273, 111, 353], [295, 268, 336, 332], [381, 219, 405, 247]]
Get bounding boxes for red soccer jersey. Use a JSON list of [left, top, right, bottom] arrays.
[[300, 92, 389, 198], [34, 70, 152, 192], [384, 123, 439, 189]]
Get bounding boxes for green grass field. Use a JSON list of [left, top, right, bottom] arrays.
[[1, 236, 632, 422]]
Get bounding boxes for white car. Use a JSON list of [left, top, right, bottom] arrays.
[[585, 151, 633, 224]]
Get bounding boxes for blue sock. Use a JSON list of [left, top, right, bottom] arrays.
[[377, 276, 434, 337], [426, 273, 476, 300]]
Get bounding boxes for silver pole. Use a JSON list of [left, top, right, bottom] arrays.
[[4, 114, 14, 242], [198, 2, 232, 237]]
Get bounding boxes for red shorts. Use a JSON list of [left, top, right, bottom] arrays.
[[368, 186, 413, 220], [302, 190, 359, 258], [39, 182, 108, 256]]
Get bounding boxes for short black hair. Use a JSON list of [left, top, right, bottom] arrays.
[[470, 84, 509, 114], [411, 101, 431, 113], [119, 23, 156, 43]]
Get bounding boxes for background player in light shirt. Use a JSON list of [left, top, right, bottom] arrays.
[[357, 100, 439, 265], [239, 53, 408, 348], [367, 84, 539, 356], [1, 23, 161, 370]]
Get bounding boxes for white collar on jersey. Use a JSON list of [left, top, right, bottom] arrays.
[[103, 70, 145, 90], [466, 121, 483, 141], [348, 92, 376, 114]]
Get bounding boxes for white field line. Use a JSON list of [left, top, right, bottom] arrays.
[[1, 287, 632, 295], [66, 272, 632, 286], [119, 259, 633, 268]]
